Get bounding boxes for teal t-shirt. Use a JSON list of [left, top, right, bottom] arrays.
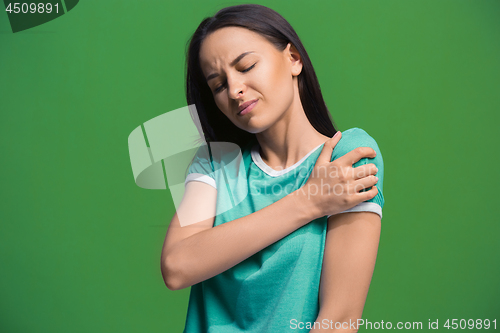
[[182, 127, 385, 333]]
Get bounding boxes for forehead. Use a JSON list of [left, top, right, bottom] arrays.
[[199, 27, 274, 72]]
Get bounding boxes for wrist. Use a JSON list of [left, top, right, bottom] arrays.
[[289, 187, 322, 222]]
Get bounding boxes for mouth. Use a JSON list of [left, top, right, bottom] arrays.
[[238, 99, 258, 116]]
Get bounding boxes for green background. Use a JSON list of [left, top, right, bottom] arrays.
[[1, 0, 499, 332]]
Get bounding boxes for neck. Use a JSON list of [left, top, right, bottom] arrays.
[[255, 86, 330, 171]]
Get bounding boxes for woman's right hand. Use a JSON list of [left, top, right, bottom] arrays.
[[298, 131, 379, 219]]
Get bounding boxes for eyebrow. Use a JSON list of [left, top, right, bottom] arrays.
[[205, 51, 255, 82]]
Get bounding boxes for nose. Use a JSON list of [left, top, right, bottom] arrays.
[[227, 74, 246, 100]]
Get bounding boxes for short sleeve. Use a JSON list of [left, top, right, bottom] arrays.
[[184, 144, 217, 189], [327, 127, 385, 219]]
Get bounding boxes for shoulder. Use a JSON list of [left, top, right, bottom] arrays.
[[331, 127, 383, 164], [187, 141, 250, 183], [331, 126, 384, 188], [332, 128, 380, 156], [331, 127, 386, 212]]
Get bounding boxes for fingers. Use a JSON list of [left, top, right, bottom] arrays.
[[336, 146, 377, 167], [316, 131, 342, 165], [353, 174, 379, 192], [353, 184, 379, 203], [352, 163, 378, 180]]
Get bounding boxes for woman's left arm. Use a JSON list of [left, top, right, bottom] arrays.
[[310, 211, 381, 333]]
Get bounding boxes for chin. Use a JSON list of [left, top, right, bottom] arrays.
[[237, 118, 272, 135], [231, 108, 282, 135]]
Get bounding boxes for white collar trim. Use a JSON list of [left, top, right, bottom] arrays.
[[250, 141, 325, 177]]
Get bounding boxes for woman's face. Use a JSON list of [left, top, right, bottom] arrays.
[[199, 26, 302, 134]]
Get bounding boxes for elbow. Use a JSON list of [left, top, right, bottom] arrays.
[[163, 275, 183, 291], [161, 253, 189, 291], [164, 278, 184, 291]]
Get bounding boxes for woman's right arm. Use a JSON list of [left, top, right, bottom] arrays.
[[161, 179, 317, 290], [160, 132, 380, 290]]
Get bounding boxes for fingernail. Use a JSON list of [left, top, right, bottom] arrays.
[[333, 131, 341, 138]]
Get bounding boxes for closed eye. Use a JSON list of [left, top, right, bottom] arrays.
[[214, 83, 226, 93], [241, 63, 256, 73], [213, 63, 257, 94]]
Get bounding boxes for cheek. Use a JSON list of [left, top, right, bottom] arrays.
[[261, 63, 294, 109]]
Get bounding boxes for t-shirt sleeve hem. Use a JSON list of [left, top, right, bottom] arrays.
[[184, 173, 217, 189], [327, 202, 382, 219]]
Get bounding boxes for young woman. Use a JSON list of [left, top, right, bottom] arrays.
[[161, 4, 385, 332]]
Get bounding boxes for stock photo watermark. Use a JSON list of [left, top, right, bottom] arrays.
[[128, 104, 379, 228], [250, 163, 377, 199], [3, 1, 79, 33], [290, 318, 497, 330]]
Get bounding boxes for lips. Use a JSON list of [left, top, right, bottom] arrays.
[[238, 99, 258, 115]]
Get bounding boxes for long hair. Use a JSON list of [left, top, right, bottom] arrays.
[[186, 4, 337, 148]]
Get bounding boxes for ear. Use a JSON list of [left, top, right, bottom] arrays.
[[285, 42, 303, 76]]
